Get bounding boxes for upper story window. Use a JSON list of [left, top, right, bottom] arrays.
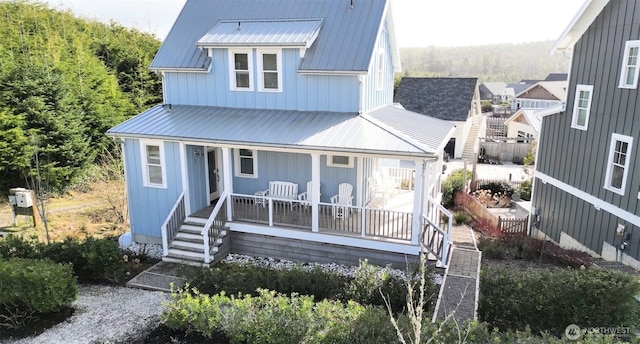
[[235, 148, 258, 178], [140, 140, 166, 188], [229, 50, 253, 91], [604, 133, 633, 195], [377, 48, 384, 91], [257, 49, 282, 92], [619, 40, 640, 89], [327, 155, 353, 168], [571, 84, 593, 130]]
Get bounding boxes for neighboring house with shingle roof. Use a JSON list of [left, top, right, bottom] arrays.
[[479, 82, 507, 104], [394, 77, 483, 159], [543, 73, 568, 81], [510, 80, 566, 112]]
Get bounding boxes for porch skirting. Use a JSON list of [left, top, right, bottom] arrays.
[[229, 229, 420, 268]]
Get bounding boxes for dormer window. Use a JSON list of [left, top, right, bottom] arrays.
[[230, 50, 253, 91], [257, 49, 282, 92]]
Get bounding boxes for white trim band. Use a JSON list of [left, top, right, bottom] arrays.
[[535, 171, 640, 228]]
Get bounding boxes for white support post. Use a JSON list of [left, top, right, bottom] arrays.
[[361, 207, 366, 238], [221, 147, 233, 221], [411, 160, 425, 245], [311, 154, 320, 232], [179, 142, 190, 215], [268, 199, 274, 227]]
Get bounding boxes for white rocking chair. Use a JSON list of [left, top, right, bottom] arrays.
[[330, 183, 353, 219], [297, 181, 321, 208]]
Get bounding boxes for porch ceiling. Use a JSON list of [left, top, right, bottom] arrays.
[[107, 105, 454, 157]]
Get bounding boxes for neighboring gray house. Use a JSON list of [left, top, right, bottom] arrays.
[[479, 82, 507, 104], [533, 0, 640, 269], [394, 77, 483, 159], [510, 80, 566, 111]]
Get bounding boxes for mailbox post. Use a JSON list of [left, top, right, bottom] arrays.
[[8, 188, 39, 227]]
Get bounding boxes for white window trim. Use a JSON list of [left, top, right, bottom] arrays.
[[376, 47, 384, 91], [571, 84, 593, 130], [257, 48, 282, 93], [234, 148, 258, 178], [604, 133, 633, 195], [327, 155, 354, 168], [140, 139, 167, 189], [229, 49, 254, 91], [619, 40, 640, 89]]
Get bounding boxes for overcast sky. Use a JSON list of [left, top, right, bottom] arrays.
[[43, 0, 585, 47]]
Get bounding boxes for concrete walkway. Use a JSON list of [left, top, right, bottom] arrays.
[[433, 225, 482, 323]]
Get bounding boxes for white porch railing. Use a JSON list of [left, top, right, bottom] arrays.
[[161, 191, 186, 257], [201, 191, 228, 264], [422, 197, 452, 266], [230, 193, 413, 241], [386, 167, 415, 190]]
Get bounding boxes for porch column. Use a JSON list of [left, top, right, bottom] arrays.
[[311, 153, 320, 232], [179, 142, 190, 214], [411, 160, 425, 245], [222, 147, 233, 221]]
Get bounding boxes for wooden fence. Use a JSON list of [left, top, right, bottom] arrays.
[[475, 178, 524, 190], [479, 137, 534, 164], [498, 216, 528, 236]]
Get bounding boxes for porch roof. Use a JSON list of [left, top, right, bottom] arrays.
[[107, 105, 454, 158]]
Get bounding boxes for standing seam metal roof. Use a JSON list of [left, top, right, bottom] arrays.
[[107, 105, 454, 157], [197, 19, 323, 47], [151, 0, 387, 72]]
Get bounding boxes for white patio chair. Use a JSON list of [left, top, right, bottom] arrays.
[[297, 181, 321, 208], [330, 183, 353, 219]]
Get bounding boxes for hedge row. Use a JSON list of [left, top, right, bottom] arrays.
[[0, 235, 123, 283], [479, 266, 640, 334], [193, 259, 439, 314], [163, 289, 634, 344]]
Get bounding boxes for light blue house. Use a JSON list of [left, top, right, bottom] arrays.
[[108, 0, 455, 267]]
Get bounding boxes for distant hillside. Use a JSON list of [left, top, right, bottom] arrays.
[[399, 41, 570, 83]]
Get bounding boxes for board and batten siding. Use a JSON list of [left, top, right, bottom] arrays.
[[537, 0, 640, 213], [231, 150, 357, 204], [124, 139, 183, 242], [533, 181, 639, 260], [163, 48, 360, 112], [361, 23, 395, 112], [533, 0, 640, 261]]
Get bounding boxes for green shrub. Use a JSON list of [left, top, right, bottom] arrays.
[[453, 212, 470, 225], [0, 258, 77, 329], [193, 259, 435, 314], [477, 181, 514, 197], [0, 235, 124, 283], [481, 100, 493, 113], [43, 237, 123, 283], [442, 169, 471, 208], [519, 178, 532, 201], [479, 267, 640, 334], [195, 263, 349, 301], [163, 287, 400, 344]]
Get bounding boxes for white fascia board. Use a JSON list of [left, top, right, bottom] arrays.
[[551, 0, 610, 54]]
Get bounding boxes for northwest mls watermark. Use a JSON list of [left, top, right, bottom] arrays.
[[565, 324, 632, 340]]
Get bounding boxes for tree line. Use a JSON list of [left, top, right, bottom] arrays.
[[399, 41, 571, 83], [0, 1, 162, 194]]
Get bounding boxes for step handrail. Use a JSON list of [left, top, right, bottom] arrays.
[[161, 191, 186, 257], [421, 197, 453, 267], [201, 191, 229, 264]]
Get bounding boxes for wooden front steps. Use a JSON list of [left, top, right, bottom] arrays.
[[162, 216, 230, 267]]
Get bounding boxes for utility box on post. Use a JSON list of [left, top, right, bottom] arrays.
[[8, 188, 38, 227]]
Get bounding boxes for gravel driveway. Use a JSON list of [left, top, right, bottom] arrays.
[[4, 285, 168, 344]]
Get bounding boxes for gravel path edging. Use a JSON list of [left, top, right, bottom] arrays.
[[7, 285, 168, 344]]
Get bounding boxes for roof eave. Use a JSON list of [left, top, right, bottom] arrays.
[[551, 0, 610, 54], [105, 132, 436, 158]]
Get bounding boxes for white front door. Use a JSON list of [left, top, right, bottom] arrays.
[[206, 148, 222, 202]]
